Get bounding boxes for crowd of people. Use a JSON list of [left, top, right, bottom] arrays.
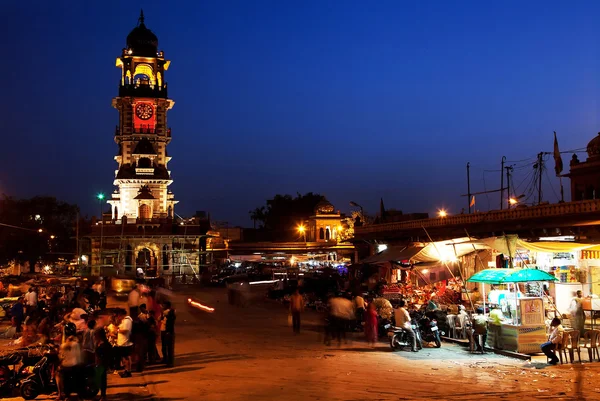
[[0, 278, 177, 400]]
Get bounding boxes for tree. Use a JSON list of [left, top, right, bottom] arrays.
[[249, 206, 266, 229], [0, 195, 79, 267], [252, 192, 325, 240]]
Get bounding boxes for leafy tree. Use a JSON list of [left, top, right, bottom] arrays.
[[0, 195, 79, 267], [252, 192, 325, 240], [249, 206, 266, 229]]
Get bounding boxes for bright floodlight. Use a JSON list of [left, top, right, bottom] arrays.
[[438, 209, 447, 218], [509, 198, 518, 205], [297, 225, 305, 233]]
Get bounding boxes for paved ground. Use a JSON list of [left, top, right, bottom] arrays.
[[5, 287, 600, 400]]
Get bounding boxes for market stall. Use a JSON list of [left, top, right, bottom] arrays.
[[467, 268, 557, 354]]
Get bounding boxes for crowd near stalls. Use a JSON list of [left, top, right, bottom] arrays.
[[0, 274, 176, 399], [338, 235, 600, 361]]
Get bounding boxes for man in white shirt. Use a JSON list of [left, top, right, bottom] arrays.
[[541, 317, 564, 365], [394, 300, 418, 352], [116, 310, 133, 377], [25, 287, 37, 315]]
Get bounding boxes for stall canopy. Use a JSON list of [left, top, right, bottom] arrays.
[[361, 236, 512, 265], [516, 240, 598, 253], [467, 268, 558, 284]]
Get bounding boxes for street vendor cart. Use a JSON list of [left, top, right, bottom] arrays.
[[467, 268, 557, 354]]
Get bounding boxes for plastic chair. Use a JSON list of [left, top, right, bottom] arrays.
[[446, 315, 456, 338], [567, 330, 582, 363], [582, 329, 600, 362], [555, 332, 570, 364]]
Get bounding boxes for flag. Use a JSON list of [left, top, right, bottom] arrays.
[[470, 196, 475, 207], [554, 131, 563, 176]]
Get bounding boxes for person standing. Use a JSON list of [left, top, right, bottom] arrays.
[[570, 290, 585, 334], [290, 289, 305, 334], [541, 317, 565, 365], [395, 300, 418, 352], [82, 319, 97, 365], [128, 285, 140, 318], [472, 313, 489, 352], [353, 293, 366, 325], [364, 302, 378, 346], [94, 329, 111, 401], [25, 287, 38, 316], [57, 332, 83, 400], [160, 301, 176, 367], [10, 297, 25, 333], [115, 310, 133, 378]]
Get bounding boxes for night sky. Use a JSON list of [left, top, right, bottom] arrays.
[[1, 1, 599, 226]]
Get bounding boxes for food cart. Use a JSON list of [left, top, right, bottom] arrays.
[[467, 268, 557, 354]]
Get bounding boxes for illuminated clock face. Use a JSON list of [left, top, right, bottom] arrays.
[[135, 103, 154, 120]]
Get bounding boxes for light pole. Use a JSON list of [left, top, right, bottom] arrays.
[[97, 193, 105, 266]]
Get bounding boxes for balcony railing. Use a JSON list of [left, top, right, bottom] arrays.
[[355, 199, 600, 235], [115, 126, 171, 137], [118, 82, 168, 98]]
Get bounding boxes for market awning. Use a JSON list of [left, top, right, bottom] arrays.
[[467, 268, 558, 284], [360, 246, 424, 264], [516, 240, 596, 253]]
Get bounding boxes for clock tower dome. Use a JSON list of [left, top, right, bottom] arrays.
[[108, 10, 177, 221]]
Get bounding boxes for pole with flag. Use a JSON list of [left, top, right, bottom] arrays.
[[470, 195, 476, 209], [553, 131, 565, 202]]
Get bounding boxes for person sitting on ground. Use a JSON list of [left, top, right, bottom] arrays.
[[541, 317, 564, 365]]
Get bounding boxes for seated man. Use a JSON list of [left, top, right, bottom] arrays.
[[541, 317, 564, 365]]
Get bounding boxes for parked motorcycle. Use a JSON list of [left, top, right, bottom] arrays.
[[413, 310, 443, 348], [0, 345, 49, 397], [20, 344, 99, 400]]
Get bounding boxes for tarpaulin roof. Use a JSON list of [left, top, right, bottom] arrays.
[[516, 240, 598, 253], [467, 268, 558, 284]]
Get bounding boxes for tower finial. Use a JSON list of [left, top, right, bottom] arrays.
[[139, 9, 145, 26]]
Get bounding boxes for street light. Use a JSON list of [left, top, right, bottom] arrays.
[[509, 198, 518, 206], [438, 209, 448, 218], [297, 225, 306, 242], [97, 193, 105, 267]]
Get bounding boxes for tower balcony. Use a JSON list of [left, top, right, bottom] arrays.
[[118, 82, 168, 98], [115, 126, 172, 137]]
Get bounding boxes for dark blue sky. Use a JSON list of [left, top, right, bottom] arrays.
[[1, 1, 599, 226]]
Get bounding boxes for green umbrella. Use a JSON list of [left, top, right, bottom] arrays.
[[467, 268, 558, 284]]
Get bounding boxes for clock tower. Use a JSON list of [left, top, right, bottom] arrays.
[[108, 10, 177, 221]]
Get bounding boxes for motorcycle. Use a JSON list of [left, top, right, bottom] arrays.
[[386, 323, 417, 351], [20, 344, 99, 400], [413, 310, 443, 348], [0, 345, 49, 397]]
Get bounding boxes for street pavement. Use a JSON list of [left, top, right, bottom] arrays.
[[5, 287, 600, 400]]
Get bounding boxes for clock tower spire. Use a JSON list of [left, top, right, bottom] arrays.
[[108, 13, 177, 221]]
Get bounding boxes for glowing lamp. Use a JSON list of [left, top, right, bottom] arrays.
[[97, 193, 105, 200], [297, 225, 305, 233], [509, 198, 518, 205], [438, 209, 447, 218]]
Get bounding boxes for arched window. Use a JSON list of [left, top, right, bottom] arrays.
[[137, 157, 152, 168], [125, 70, 132, 85], [326, 228, 331, 241], [319, 228, 325, 240], [167, 205, 173, 218], [139, 204, 151, 219], [133, 64, 155, 87], [114, 206, 118, 220], [157, 71, 162, 88], [163, 245, 169, 270]]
